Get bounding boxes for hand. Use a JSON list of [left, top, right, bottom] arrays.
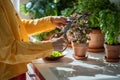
[[51, 16, 67, 28], [51, 37, 67, 52]]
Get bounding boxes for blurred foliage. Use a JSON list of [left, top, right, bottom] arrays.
[[32, 28, 61, 41], [21, 0, 77, 41], [99, 8, 120, 45], [73, 0, 116, 29], [21, 0, 77, 18]]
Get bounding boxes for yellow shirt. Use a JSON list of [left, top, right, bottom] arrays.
[[0, 0, 56, 79]]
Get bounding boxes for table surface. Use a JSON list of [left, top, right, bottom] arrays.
[[31, 48, 120, 80]]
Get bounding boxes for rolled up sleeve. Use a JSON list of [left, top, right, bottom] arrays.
[[22, 16, 56, 35]]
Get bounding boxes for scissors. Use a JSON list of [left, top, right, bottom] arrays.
[[51, 13, 77, 52]]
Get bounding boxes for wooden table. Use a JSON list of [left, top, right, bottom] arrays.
[[27, 48, 120, 80]]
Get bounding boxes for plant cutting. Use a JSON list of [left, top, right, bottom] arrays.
[[99, 8, 120, 62], [44, 51, 64, 61], [68, 12, 91, 60]]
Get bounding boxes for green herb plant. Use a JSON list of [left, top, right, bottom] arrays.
[[99, 9, 120, 45], [77, 0, 116, 29], [61, 0, 115, 29]]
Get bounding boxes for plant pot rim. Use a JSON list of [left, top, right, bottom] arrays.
[[71, 41, 88, 44], [104, 43, 120, 46], [73, 54, 88, 60]]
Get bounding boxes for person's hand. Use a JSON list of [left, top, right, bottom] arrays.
[[51, 37, 67, 52], [51, 16, 67, 28]]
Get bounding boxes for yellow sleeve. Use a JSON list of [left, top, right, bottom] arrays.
[[0, 40, 53, 64], [0, 0, 54, 64], [22, 16, 56, 35]]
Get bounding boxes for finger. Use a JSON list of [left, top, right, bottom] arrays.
[[55, 16, 67, 21], [59, 38, 67, 45], [55, 23, 66, 28], [54, 17, 67, 24], [61, 16, 67, 20], [54, 21, 66, 26]]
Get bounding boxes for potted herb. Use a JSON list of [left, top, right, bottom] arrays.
[[68, 12, 91, 60], [73, 0, 115, 52], [99, 8, 120, 62]]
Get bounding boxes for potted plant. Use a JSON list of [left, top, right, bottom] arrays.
[[68, 12, 91, 60], [99, 8, 120, 62], [72, 0, 115, 52]]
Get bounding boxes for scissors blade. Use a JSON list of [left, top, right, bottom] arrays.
[[63, 20, 72, 35], [63, 13, 77, 36]]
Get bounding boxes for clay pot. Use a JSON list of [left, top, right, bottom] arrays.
[[88, 29, 105, 53], [104, 44, 120, 62], [71, 42, 88, 60]]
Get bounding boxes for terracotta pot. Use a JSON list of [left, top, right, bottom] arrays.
[[104, 44, 120, 62], [88, 29, 105, 53], [71, 42, 88, 60]]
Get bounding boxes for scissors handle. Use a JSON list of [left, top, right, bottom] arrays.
[[50, 33, 68, 52]]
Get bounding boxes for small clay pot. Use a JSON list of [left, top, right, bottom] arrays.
[[72, 42, 88, 60]]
